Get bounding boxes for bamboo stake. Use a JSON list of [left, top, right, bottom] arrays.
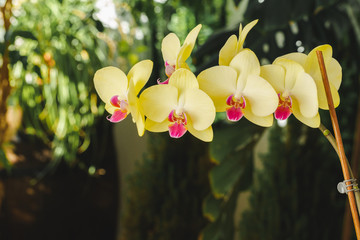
[[316, 50, 360, 239]]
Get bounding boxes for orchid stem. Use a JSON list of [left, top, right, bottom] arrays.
[[316, 50, 360, 239]]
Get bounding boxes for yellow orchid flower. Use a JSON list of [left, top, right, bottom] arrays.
[[219, 19, 258, 66], [260, 58, 320, 128], [160, 24, 202, 83], [198, 49, 278, 127], [277, 44, 342, 109], [93, 60, 153, 136], [139, 68, 215, 142]]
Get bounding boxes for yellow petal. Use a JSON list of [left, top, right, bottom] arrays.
[[303, 45, 341, 109], [161, 33, 181, 65], [305, 44, 333, 77], [278, 52, 307, 67], [145, 118, 169, 132], [182, 88, 215, 131], [176, 24, 202, 68], [242, 75, 278, 117], [184, 24, 202, 47], [197, 66, 237, 112], [176, 43, 192, 69], [260, 64, 285, 93], [219, 35, 238, 66], [127, 60, 153, 95], [292, 98, 320, 128], [139, 84, 178, 122], [177, 61, 190, 70], [93, 66, 128, 103], [229, 49, 260, 91], [273, 58, 304, 91], [309, 59, 342, 100], [169, 68, 199, 93], [243, 106, 274, 127], [237, 19, 258, 50], [290, 72, 318, 118], [128, 81, 145, 136], [327, 58, 342, 90], [187, 120, 213, 142], [316, 80, 340, 109]]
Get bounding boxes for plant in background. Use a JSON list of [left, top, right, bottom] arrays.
[[3, 0, 123, 172]]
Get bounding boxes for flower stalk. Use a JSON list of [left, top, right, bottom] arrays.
[[319, 123, 360, 214], [316, 50, 360, 239]]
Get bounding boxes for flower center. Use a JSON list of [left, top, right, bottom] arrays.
[[107, 95, 129, 123], [168, 109, 187, 138], [165, 61, 175, 78], [226, 94, 246, 122], [274, 93, 292, 120]]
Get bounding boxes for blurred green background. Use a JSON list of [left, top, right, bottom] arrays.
[[0, 0, 360, 240]]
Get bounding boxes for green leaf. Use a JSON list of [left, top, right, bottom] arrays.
[[202, 193, 223, 222], [201, 178, 249, 240], [209, 141, 254, 198], [201, 121, 264, 239], [210, 120, 263, 165], [200, 220, 223, 240]]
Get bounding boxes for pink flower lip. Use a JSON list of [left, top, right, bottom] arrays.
[[226, 106, 243, 122], [226, 94, 246, 122], [107, 95, 129, 123], [168, 109, 187, 138], [110, 95, 120, 108], [107, 109, 127, 122], [168, 122, 187, 138], [274, 93, 292, 121], [157, 78, 169, 85]]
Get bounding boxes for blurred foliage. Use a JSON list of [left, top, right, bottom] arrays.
[[0, 0, 150, 172], [8, 0, 108, 166]]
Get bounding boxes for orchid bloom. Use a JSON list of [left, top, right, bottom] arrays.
[[139, 68, 215, 142], [197, 49, 278, 127], [278, 44, 342, 109], [160, 24, 202, 84], [260, 58, 320, 128], [93, 60, 153, 136], [219, 19, 258, 66]]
